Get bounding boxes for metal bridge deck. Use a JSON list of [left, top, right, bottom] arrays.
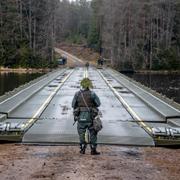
[[22, 68, 154, 146], [0, 65, 180, 146]]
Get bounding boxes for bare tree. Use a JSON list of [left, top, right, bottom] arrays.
[[93, 0, 180, 70]]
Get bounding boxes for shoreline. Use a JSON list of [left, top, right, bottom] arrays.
[[135, 70, 180, 75], [0, 67, 53, 73], [1, 66, 180, 75]]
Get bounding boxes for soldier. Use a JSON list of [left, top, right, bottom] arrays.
[[97, 56, 104, 66], [85, 62, 89, 69], [72, 78, 101, 155]]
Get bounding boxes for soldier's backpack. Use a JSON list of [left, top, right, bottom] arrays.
[[80, 90, 103, 132]]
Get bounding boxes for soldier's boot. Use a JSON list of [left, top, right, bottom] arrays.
[[80, 144, 86, 154], [90, 146, 100, 155]]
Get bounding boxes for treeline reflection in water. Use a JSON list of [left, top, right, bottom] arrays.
[[0, 72, 44, 96], [125, 73, 180, 104]]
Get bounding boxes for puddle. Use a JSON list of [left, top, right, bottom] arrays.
[[61, 105, 70, 115], [61, 105, 69, 111], [108, 147, 142, 158], [123, 150, 141, 158]]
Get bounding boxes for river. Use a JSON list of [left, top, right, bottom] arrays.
[[0, 72, 179, 104], [124, 73, 180, 104], [0, 72, 44, 96]]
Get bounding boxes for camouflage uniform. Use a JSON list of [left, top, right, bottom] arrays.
[[72, 89, 101, 154], [85, 62, 89, 69]]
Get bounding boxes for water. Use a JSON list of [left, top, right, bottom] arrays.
[[0, 72, 44, 96], [124, 73, 180, 104], [0, 71, 179, 104]]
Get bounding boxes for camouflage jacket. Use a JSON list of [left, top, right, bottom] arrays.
[[72, 89, 101, 122]]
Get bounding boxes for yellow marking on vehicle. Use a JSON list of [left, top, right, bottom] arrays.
[[22, 69, 74, 130], [98, 70, 152, 134]]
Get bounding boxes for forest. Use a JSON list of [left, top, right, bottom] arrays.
[[0, 0, 180, 70]]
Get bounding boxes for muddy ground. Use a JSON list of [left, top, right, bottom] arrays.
[[0, 144, 179, 180]]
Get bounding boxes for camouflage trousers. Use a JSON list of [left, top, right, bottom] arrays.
[[77, 122, 97, 148]]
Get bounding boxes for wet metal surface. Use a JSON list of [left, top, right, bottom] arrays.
[[107, 69, 180, 119], [23, 68, 83, 143], [1, 67, 180, 145], [0, 69, 66, 116], [23, 68, 154, 146]]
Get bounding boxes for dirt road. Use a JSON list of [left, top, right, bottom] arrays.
[[0, 144, 179, 180]]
